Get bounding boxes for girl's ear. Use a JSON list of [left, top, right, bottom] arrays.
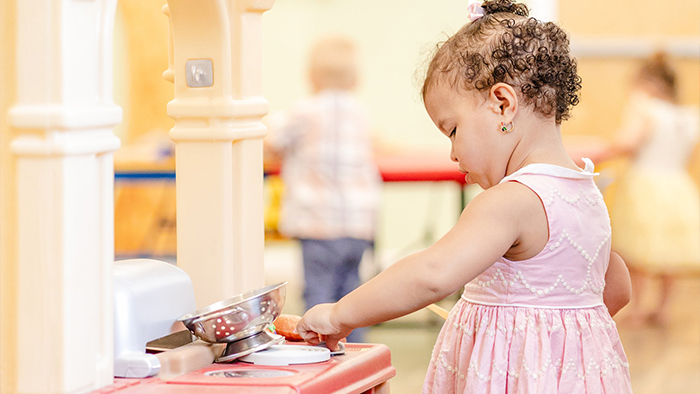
[[489, 83, 518, 119]]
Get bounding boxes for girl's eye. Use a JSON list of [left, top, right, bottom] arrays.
[[449, 127, 456, 138]]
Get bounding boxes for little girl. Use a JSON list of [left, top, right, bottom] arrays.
[[297, 1, 633, 392], [602, 51, 700, 327]]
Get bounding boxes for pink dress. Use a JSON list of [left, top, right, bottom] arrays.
[[422, 159, 632, 394]]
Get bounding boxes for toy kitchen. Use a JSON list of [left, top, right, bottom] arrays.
[[0, 1, 394, 393], [107, 262, 394, 394]]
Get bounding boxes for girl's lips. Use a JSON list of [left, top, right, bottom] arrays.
[[459, 168, 474, 185]]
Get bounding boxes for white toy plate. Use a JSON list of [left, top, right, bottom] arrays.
[[238, 344, 331, 366]]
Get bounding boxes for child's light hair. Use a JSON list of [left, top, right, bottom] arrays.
[[636, 50, 678, 102], [422, 0, 582, 124], [308, 36, 358, 92]]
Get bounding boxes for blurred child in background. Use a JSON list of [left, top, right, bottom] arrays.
[[265, 36, 382, 342], [602, 51, 700, 327]]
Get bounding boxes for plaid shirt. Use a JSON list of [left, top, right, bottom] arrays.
[[267, 90, 382, 240]]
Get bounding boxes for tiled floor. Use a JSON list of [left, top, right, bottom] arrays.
[[615, 277, 700, 394], [264, 240, 700, 394]]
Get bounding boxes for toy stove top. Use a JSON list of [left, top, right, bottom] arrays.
[[95, 343, 395, 394], [216, 330, 285, 363], [215, 330, 346, 365]]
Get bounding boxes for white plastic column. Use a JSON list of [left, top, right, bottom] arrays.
[[166, 0, 274, 308], [6, 0, 121, 392]]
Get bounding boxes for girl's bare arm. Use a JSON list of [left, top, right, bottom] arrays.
[[603, 251, 631, 316], [298, 182, 542, 348]]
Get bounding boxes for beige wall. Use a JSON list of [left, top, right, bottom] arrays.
[[0, 0, 19, 390], [261, 0, 468, 150], [261, 0, 699, 145], [112, 0, 470, 148], [560, 0, 700, 139], [561, 0, 700, 37], [110, 0, 700, 149], [113, 0, 173, 144]]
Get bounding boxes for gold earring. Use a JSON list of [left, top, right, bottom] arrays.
[[500, 121, 514, 134]]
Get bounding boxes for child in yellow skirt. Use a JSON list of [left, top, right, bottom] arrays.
[[602, 51, 700, 326]]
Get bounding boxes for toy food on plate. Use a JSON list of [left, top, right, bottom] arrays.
[[274, 314, 303, 341]]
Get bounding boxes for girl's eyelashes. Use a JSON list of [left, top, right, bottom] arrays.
[[449, 127, 457, 138]]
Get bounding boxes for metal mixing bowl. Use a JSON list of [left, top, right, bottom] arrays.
[[178, 282, 286, 343]]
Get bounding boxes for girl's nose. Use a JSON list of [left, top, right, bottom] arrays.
[[450, 145, 458, 162]]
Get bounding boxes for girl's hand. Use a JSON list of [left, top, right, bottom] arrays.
[[297, 303, 351, 351]]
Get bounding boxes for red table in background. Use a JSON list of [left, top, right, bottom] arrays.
[[378, 149, 466, 184], [261, 148, 464, 184], [260, 148, 469, 213], [262, 137, 605, 185], [260, 136, 605, 210], [116, 136, 605, 185]]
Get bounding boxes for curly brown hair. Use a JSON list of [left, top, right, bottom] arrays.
[[422, 0, 582, 124]]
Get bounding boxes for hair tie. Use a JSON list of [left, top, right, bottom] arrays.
[[467, 0, 485, 22]]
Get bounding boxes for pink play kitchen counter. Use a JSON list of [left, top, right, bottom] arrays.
[[95, 343, 393, 394]]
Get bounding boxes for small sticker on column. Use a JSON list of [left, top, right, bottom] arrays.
[[185, 59, 213, 87]]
